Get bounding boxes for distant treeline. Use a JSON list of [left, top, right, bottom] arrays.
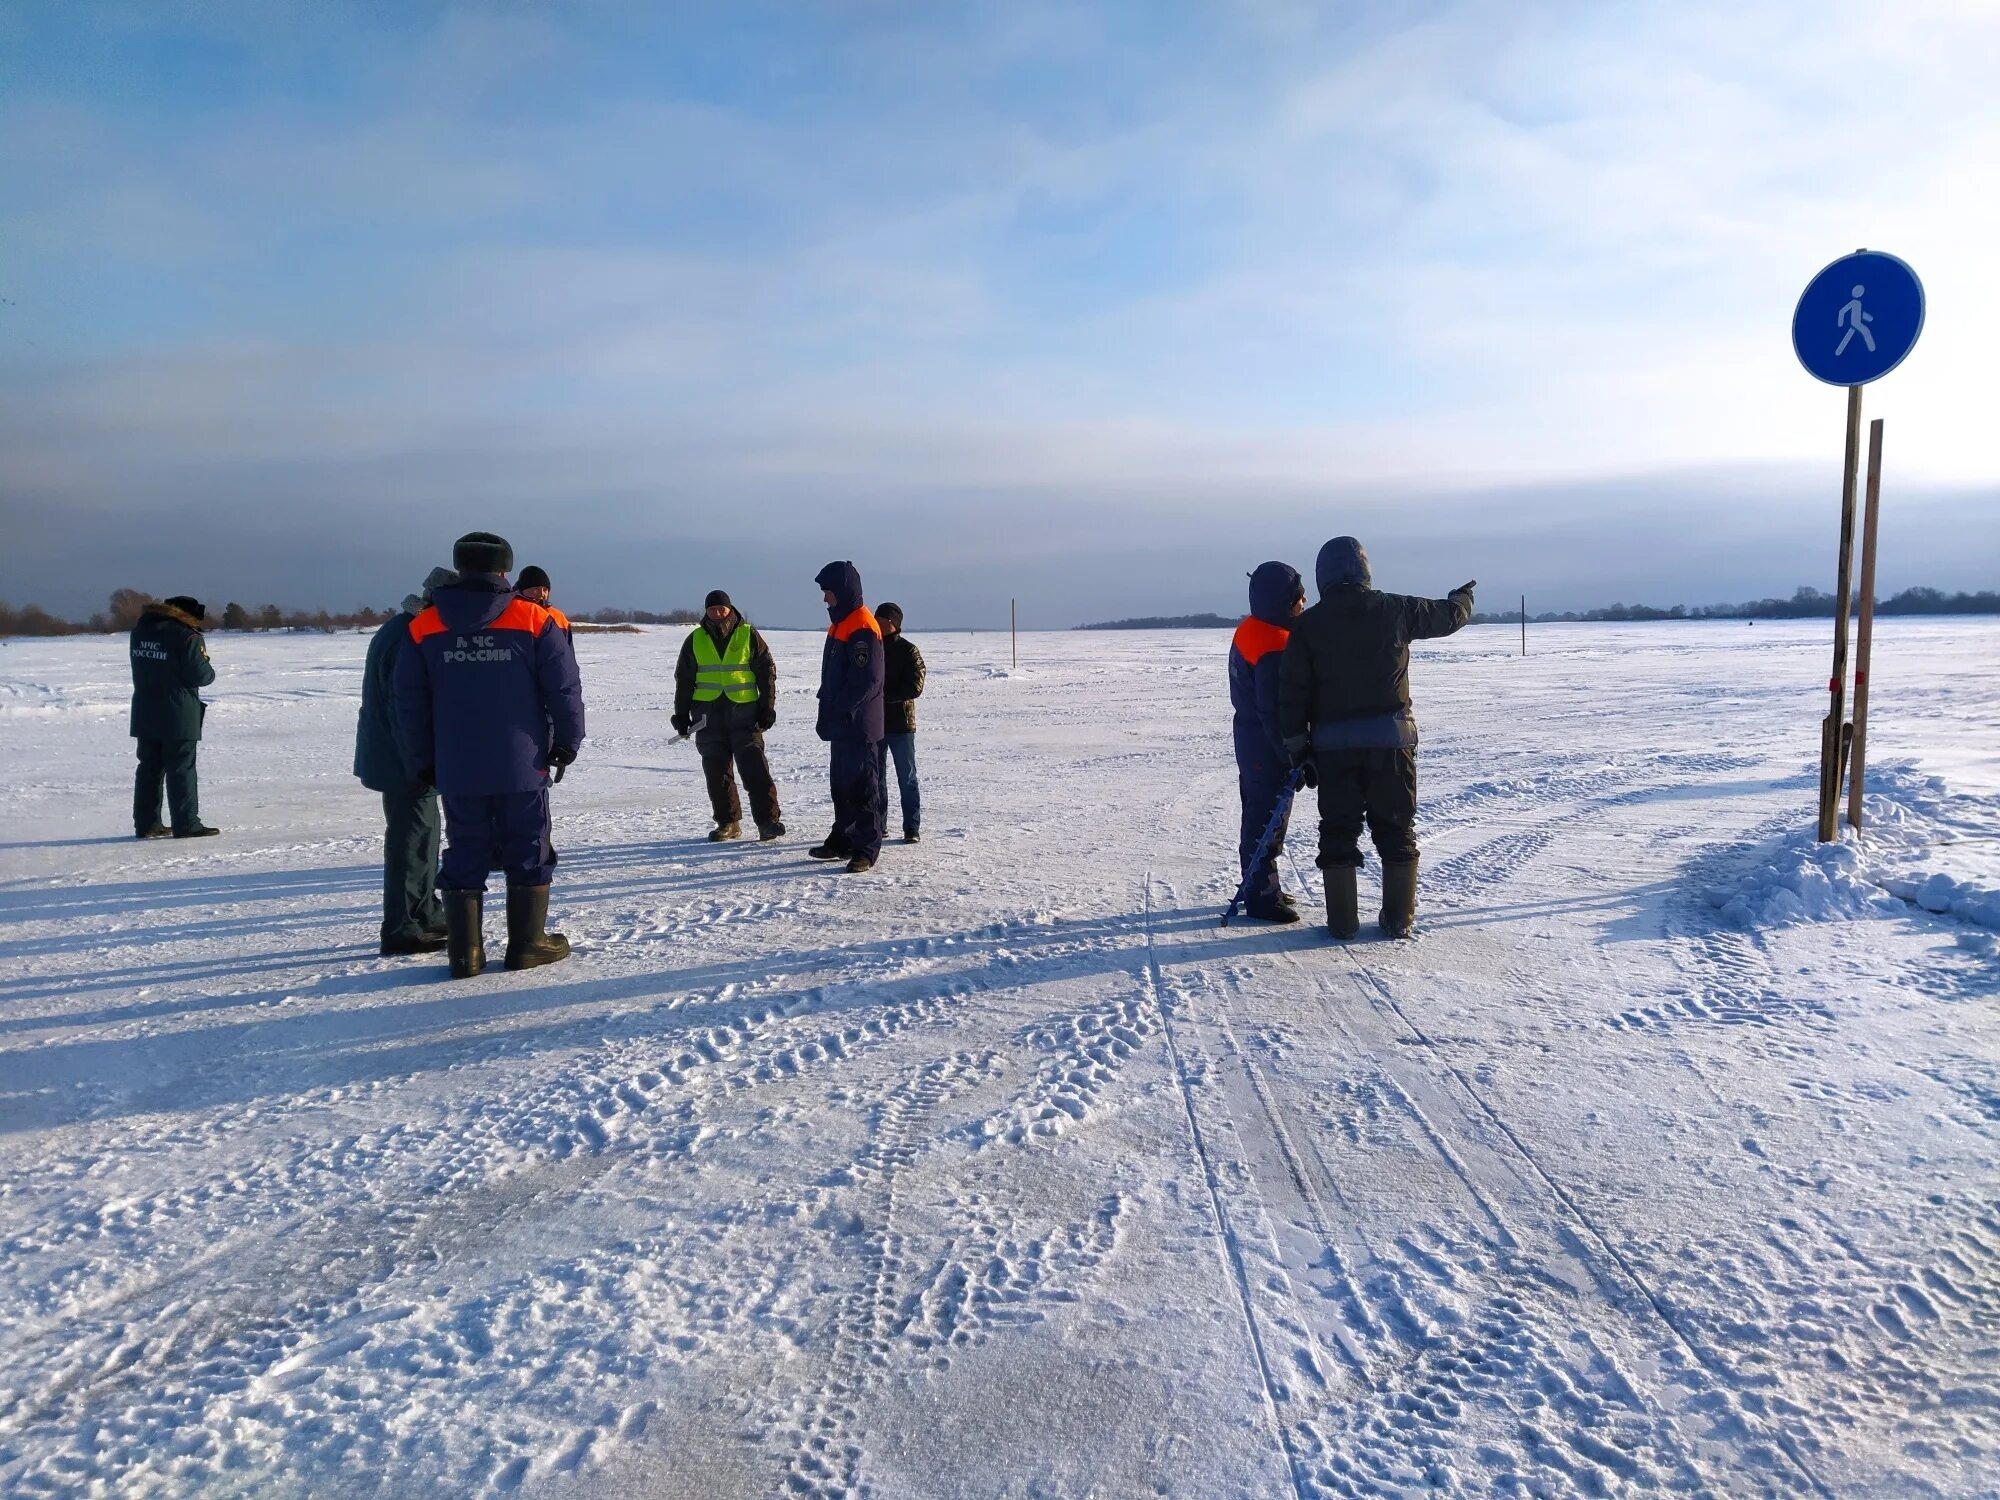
[[1073, 612, 1236, 631], [0, 590, 702, 637], [1472, 585, 2000, 625]]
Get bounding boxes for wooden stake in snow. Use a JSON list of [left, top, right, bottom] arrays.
[[1011, 598, 1017, 669], [1848, 419, 1885, 831]]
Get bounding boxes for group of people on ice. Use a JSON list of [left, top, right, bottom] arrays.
[[128, 527, 1470, 973], [1229, 538, 1474, 938]]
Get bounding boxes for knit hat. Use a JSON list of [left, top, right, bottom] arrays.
[[704, 589, 732, 609], [164, 595, 206, 621], [516, 565, 551, 592], [452, 531, 513, 576], [877, 601, 903, 624]]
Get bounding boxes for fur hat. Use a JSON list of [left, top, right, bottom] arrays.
[[452, 531, 513, 576], [516, 565, 551, 592], [163, 595, 206, 621]]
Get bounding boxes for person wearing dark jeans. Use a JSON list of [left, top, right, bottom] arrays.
[[356, 567, 455, 955], [875, 602, 925, 842], [1278, 537, 1473, 939], [129, 596, 218, 839]]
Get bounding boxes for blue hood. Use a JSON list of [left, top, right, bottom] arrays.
[[1248, 561, 1303, 626], [815, 560, 864, 621], [430, 573, 514, 632], [1316, 537, 1372, 595]]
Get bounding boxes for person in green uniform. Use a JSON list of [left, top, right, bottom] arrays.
[[672, 589, 784, 841], [129, 595, 219, 839]]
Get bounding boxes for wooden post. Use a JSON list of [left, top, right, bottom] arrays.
[[1010, 598, 1017, 669], [1817, 383, 1863, 842], [1520, 595, 1526, 657], [1848, 419, 1885, 830]]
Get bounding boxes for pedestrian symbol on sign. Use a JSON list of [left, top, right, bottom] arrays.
[[1835, 285, 1875, 357]]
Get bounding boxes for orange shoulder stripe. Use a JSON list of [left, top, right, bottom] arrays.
[[1232, 616, 1289, 665], [409, 605, 447, 643], [830, 606, 881, 642]]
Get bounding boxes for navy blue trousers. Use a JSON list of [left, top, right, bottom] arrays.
[[1234, 726, 1290, 907], [827, 740, 884, 861], [440, 788, 556, 891]]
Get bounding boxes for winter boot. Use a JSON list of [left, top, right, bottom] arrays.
[[504, 885, 571, 970], [445, 890, 485, 979], [845, 855, 874, 874], [1245, 887, 1301, 923], [1325, 866, 1360, 939], [808, 837, 847, 860], [174, 824, 221, 838], [709, 821, 741, 842], [381, 930, 449, 957], [903, 830, 921, 844], [136, 824, 171, 840], [1379, 858, 1418, 940], [758, 821, 787, 841]]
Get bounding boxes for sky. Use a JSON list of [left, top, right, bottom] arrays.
[[3, 0, 1998, 627]]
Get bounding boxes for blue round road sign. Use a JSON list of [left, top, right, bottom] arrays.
[[1793, 250, 1924, 386]]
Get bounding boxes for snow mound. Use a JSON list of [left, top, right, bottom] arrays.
[[1706, 762, 2000, 935]]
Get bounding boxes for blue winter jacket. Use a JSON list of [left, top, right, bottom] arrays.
[[355, 608, 421, 792], [392, 574, 585, 796], [1229, 561, 1301, 767], [814, 561, 885, 744]]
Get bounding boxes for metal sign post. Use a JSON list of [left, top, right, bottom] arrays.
[[1848, 419, 1885, 830], [1791, 249, 1924, 842]]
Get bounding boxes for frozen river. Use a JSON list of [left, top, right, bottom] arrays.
[[1, 618, 1996, 1497]]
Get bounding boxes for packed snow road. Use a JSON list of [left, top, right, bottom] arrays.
[[1, 619, 1996, 1498]]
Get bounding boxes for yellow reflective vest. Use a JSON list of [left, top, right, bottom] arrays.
[[691, 623, 759, 703]]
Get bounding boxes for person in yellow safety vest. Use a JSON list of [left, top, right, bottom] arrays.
[[672, 589, 785, 841]]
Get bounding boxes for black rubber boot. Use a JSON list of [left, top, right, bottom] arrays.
[[504, 885, 571, 971], [445, 890, 485, 978], [1325, 865, 1360, 939], [1379, 858, 1418, 939]]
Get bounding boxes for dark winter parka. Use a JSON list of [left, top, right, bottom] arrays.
[[1229, 561, 1302, 764], [673, 609, 778, 736], [129, 602, 215, 741], [814, 561, 884, 744], [392, 573, 586, 795], [883, 632, 927, 735], [1278, 538, 1473, 752], [355, 607, 423, 791]]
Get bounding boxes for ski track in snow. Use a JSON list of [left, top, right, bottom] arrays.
[[1, 619, 1997, 1496]]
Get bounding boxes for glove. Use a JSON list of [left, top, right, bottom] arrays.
[[1285, 739, 1317, 789], [549, 745, 577, 784], [756, 708, 776, 732], [670, 713, 691, 738], [1295, 760, 1318, 790]]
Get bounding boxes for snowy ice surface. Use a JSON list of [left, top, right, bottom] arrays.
[[1, 618, 1996, 1498]]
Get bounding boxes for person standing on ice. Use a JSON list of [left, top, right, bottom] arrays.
[[809, 561, 885, 873], [393, 531, 585, 978], [128, 595, 219, 839], [513, 565, 572, 638], [1279, 538, 1473, 939], [673, 589, 785, 842], [1229, 561, 1307, 923], [354, 566, 455, 956], [875, 602, 925, 844]]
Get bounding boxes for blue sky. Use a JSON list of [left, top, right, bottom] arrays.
[[3, 0, 1998, 624]]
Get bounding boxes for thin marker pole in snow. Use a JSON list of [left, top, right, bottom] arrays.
[[1011, 598, 1017, 669], [1818, 383, 1863, 842], [1848, 419, 1885, 831], [1521, 595, 1526, 657]]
